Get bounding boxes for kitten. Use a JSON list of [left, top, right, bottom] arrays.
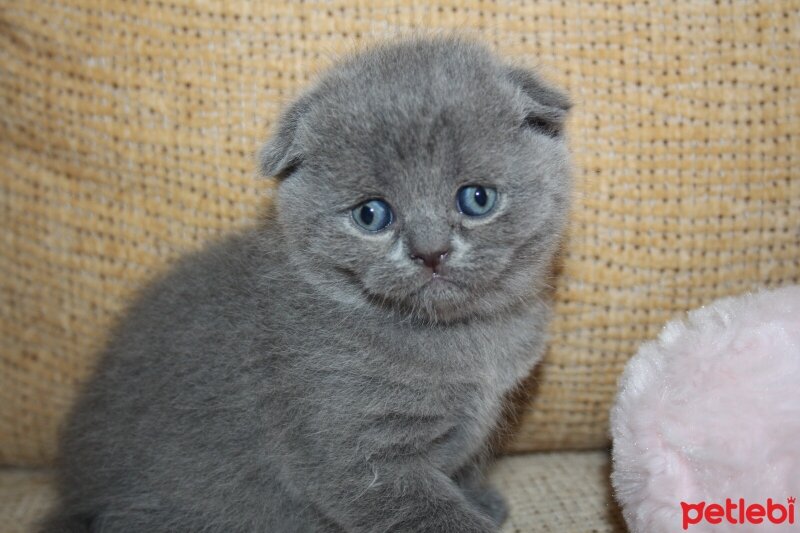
[[43, 36, 572, 533]]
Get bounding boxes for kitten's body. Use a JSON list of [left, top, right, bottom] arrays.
[[45, 37, 571, 532]]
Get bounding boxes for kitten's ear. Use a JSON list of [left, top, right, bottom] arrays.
[[259, 95, 311, 179], [505, 67, 571, 138]]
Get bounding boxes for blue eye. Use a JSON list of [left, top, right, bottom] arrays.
[[352, 199, 393, 232], [457, 185, 497, 217]]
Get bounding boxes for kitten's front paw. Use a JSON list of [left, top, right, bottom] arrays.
[[392, 505, 496, 533], [468, 485, 509, 526], [416, 512, 496, 533]]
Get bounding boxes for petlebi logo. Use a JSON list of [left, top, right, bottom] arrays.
[[681, 497, 796, 530]]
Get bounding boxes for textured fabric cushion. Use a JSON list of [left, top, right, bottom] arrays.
[[0, 468, 54, 533], [0, 451, 625, 533], [1, 1, 798, 465]]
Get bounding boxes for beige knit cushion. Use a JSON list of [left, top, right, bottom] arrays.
[[1, 1, 798, 465], [0, 451, 625, 533], [0, 468, 55, 533]]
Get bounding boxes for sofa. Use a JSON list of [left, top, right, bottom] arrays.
[[1, 1, 797, 531]]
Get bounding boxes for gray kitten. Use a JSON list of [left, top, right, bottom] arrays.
[[43, 36, 571, 533]]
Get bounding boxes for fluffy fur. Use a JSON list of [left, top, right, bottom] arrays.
[[43, 36, 572, 532], [611, 285, 800, 533]]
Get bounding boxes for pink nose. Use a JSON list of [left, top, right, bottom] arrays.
[[410, 249, 450, 271]]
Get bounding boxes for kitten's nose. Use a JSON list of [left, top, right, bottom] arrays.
[[409, 249, 450, 271]]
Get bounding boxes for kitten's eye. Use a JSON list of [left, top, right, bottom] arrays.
[[457, 185, 497, 217], [351, 199, 393, 232]]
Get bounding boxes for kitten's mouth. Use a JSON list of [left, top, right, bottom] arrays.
[[425, 273, 462, 287], [335, 265, 469, 315], [415, 272, 466, 294]]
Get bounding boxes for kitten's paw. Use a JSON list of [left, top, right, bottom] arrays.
[[418, 513, 496, 533], [392, 505, 496, 533], [467, 485, 509, 526]]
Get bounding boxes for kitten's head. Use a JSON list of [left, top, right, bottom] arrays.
[[262, 36, 572, 323]]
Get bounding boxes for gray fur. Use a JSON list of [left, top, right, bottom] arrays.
[[43, 36, 572, 533]]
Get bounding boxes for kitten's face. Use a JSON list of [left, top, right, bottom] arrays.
[[267, 38, 571, 322]]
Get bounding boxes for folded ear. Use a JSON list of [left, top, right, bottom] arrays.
[[259, 95, 312, 179], [505, 67, 571, 138]]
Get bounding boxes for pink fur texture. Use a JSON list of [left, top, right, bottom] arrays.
[[611, 285, 800, 533]]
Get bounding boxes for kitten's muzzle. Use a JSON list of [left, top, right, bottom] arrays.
[[409, 248, 450, 273]]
